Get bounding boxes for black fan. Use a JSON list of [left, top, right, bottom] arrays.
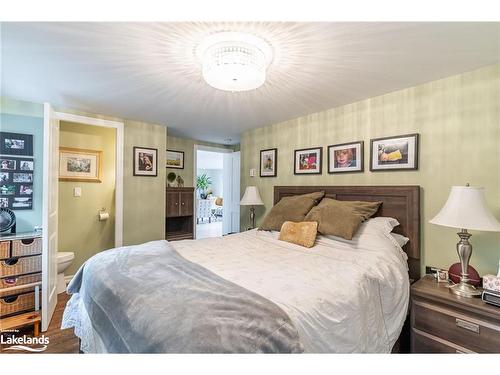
[[0, 208, 16, 234]]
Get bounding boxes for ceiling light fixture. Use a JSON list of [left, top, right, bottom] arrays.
[[196, 31, 273, 92]]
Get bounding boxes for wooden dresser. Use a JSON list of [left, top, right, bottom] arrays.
[[411, 275, 500, 353], [166, 187, 194, 241], [0, 232, 42, 336]]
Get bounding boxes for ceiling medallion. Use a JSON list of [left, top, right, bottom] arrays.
[[196, 31, 273, 92]]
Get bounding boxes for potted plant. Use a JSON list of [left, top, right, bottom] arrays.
[[196, 173, 212, 199], [167, 172, 177, 187]]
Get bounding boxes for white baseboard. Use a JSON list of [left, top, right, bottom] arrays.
[[64, 274, 75, 284]]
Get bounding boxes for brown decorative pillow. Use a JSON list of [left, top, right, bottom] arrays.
[[304, 198, 382, 240], [259, 191, 325, 231], [279, 221, 318, 248]]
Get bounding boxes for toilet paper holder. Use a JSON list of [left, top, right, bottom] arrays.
[[98, 207, 109, 221]]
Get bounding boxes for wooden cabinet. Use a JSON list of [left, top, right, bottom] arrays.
[[410, 275, 500, 353], [166, 187, 194, 241]]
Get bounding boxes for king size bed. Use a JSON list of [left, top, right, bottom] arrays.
[[62, 185, 420, 353]]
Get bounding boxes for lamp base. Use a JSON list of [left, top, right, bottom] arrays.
[[449, 281, 482, 298]]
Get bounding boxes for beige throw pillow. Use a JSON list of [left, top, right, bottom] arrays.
[[305, 198, 382, 240], [278, 221, 318, 248], [259, 191, 325, 231]]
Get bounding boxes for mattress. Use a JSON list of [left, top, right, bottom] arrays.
[[62, 226, 409, 353]]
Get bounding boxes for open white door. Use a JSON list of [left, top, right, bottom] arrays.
[[222, 151, 241, 235], [42, 103, 59, 331]]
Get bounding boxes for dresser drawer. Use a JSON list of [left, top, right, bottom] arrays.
[[0, 273, 42, 297], [412, 299, 500, 353], [0, 256, 42, 277], [11, 238, 42, 257], [0, 290, 39, 318], [411, 328, 475, 353]]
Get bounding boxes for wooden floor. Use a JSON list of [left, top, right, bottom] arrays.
[[0, 293, 79, 354]]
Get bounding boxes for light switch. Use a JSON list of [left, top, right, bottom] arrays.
[[249, 168, 256, 177], [74, 187, 82, 197]]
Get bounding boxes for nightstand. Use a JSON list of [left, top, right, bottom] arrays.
[[410, 275, 500, 353]]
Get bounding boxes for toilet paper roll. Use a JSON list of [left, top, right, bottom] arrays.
[[99, 212, 110, 221]]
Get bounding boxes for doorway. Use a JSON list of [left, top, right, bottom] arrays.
[[194, 145, 240, 239], [42, 106, 124, 331]]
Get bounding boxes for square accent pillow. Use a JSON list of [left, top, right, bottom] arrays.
[[279, 221, 318, 248], [259, 191, 325, 231], [305, 198, 382, 240]]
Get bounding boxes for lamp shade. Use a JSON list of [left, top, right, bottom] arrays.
[[429, 186, 500, 231], [240, 186, 264, 206]]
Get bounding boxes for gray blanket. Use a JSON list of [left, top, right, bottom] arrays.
[[65, 240, 303, 353]]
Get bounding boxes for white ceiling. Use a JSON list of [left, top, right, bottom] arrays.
[[2, 22, 499, 144]]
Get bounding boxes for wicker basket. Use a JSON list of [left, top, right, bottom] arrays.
[[0, 291, 37, 318], [11, 238, 42, 257], [0, 255, 42, 277], [0, 241, 10, 259], [0, 273, 42, 297]]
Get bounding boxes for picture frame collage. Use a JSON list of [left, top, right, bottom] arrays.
[[0, 132, 35, 210], [259, 133, 419, 177]]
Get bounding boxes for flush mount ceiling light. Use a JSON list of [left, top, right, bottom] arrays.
[[196, 31, 273, 92]]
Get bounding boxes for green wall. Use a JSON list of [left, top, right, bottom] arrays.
[[166, 135, 235, 187], [58, 122, 116, 275], [0, 98, 44, 232], [240, 64, 500, 276], [123, 120, 166, 245]]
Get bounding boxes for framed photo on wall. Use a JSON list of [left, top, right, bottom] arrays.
[[134, 147, 158, 177], [294, 147, 322, 175], [166, 149, 184, 169], [328, 141, 364, 173], [59, 147, 102, 182], [0, 157, 34, 210], [260, 148, 277, 177], [370, 133, 419, 171], [0, 132, 34, 156]]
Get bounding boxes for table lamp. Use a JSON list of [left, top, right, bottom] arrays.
[[240, 186, 264, 229], [429, 184, 500, 298]]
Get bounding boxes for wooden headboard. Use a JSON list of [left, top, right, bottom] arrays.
[[274, 185, 421, 281]]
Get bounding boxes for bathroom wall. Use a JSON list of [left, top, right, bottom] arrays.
[[0, 97, 44, 232], [58, 122, 116, 275], [240, 64, 500, 276]]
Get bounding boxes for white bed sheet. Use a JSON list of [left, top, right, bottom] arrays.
[[172, 228, 409, 353]]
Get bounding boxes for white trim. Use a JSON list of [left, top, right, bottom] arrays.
[[55, 111, 124, 247], [64, 274, 74, 284], [193, 144, 234, 239]]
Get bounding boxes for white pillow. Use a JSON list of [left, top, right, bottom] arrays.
[[361, 216, 400, 235], [390, 233, 410, 247]]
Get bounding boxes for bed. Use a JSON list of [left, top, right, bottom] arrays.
[[62, 185, 420, 353]]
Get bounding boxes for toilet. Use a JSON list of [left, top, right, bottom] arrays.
[[57, 252, 75, 294]]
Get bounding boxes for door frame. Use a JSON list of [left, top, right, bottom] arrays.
[[193, 144, 233, 238], [53, 111, 125, 247]]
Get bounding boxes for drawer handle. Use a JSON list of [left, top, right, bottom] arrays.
[[456, 318, 480, 334], [181, 202, 185, 205]]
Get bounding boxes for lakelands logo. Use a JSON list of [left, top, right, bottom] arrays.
[[1, 334, 49, 352]]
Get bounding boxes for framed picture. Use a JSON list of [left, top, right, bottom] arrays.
[[0, 157, 35, 210], [166, 150, 184, 169], [260, 148, 278, 177], [294, 147, 322, 175], [437, 269, 449, 283], [0, 158, 17, 171], [134, 147, 158, 177], [0, 132, 33, 156], [59, 147, 102, 182], [370, 133, 419, 171], [328, 141, 364, 173]]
